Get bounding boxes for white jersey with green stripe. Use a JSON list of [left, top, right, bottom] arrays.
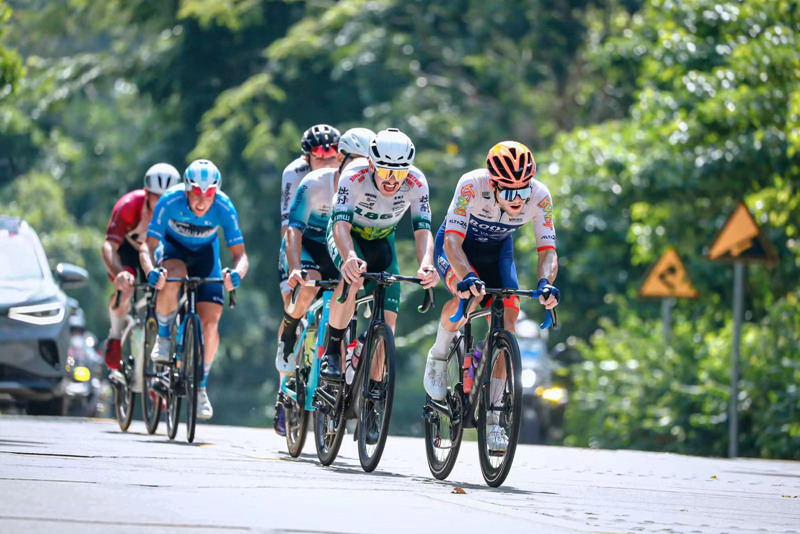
[[280, 156, 311, 228], [331, 159, 432, 240], [287, 167, 336, 244]]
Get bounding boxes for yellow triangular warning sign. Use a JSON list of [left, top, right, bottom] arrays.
[[639, 248, 698, 299], [708, 202, 778, 264]]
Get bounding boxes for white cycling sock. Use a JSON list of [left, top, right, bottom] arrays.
[[430, 322, 458, 361], [156, 311, 177, 338], [489, 377, 505, 417], [109, 314, 124, 339]]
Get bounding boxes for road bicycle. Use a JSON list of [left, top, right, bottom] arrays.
[[422, 284, 556, 487], [313, 272, 433, 471]]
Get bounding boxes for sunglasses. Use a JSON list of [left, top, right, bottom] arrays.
[[310, 145, 338, 158], [374, 166, 409, 182], [497, 184, 533, 201], [190, 185, 217, 197]]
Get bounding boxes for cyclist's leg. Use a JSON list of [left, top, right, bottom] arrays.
[[364, 233, 399, 381], [497, 235, 520, 335], [105, 242, 140, 369]]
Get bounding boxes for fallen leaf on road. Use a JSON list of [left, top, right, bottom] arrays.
[[710, 475, 717, 479], [680, 509, 688, 512], [452, 487, 466, 494], [780, 494, 797, 499]]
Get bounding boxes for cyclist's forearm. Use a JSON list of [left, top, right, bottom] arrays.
[[139, 237, 159, 275], [333, 221, 357, 261], [228, 244, 249, 278], [443, 233, 473, 281], [286, 227, 303, 272], [413, 229, 434, 267], [102, 240, 126, 277], [537, 249, 558, 283]]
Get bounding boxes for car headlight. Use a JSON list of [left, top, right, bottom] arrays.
[[541, 387, 567, 403], [8, 301, 66, 326], [521, 369, 537, 388]]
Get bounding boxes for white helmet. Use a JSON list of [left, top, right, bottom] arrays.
[[338, 128, 376, 158], [369, 128, 415, 168], [184, 159, 221, 193], [143, 163, 181, 194]]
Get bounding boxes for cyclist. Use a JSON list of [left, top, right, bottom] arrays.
[[140, 159, 249, 420], [424, 141, 561, 453], [320, 128, 439, 393], [273, 128, 375, 435], [102, 163, 181, 370], [273, 123, 340, 434]]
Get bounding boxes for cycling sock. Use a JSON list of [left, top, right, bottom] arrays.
[[156, 311, 176, 338], [324, 326, 347, 356], [109, 314, 124, 339], [489, 377, 505, 409], [430, 322, 458, 361], [280, 314, 301, 357], [201, 363, 211, 388]]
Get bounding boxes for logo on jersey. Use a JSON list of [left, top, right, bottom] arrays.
[[404, 174, 423, 189], [350, 168, 369, 183], [538, 195, 553, 230], [453, 185, 475, 216], [168, 220, 218, 239]]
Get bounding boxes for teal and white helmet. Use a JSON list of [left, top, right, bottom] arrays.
[[184, 159, 221, 193]]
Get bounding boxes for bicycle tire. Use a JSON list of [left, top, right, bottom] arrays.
[[185, 317, 203, 443], [476, 330, 523, 488], [141, 316, 162, 434], [357, 323, 395, 473], [313, 381, 346, 466], [114, 317, 136, 431], [286, 338, 310, 457], [424, 339, 465, 480], [166, 354, 181, 440]]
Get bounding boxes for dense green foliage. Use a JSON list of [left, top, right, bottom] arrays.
[[1, 0, 797, 457]]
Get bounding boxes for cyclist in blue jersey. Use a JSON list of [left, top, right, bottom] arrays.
[[140, 159, 249, 420], [272, 128, 375, 435], [424, 141, 560, 453]]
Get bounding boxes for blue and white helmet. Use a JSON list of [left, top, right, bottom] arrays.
[[184, 159, 221, 193]]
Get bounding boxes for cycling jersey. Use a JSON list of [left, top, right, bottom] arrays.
[[287, 167, 336, 244], [106, 189, 152, 249], [147, 185, 244, 251], [443, 169, 556, 251], [330, 159, 431, 240], [280, 157, 311, 228]]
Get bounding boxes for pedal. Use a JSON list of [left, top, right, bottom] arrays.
[[108, 370, 127, 388], [150, 379, 169, 397]]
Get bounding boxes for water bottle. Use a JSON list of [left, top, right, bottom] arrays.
[[346, 333, 366, 386], [463, 341, 485, 394]]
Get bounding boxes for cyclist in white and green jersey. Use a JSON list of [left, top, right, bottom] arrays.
[[319, 128, 439, 379]]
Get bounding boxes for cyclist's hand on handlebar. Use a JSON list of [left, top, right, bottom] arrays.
[[417, 265, 439, 289], [113, 271, 135, 292], [287, 268, 306, 290], [147, 267, 167, 290], [342, 255, 366, 284], [537, 277, 561, 309], [456, 272, 485, 299], [223, 268, 240, 291]]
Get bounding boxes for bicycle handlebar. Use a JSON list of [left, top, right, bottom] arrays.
[[448, 283, 558, 329], [337, 272, 435, 313]]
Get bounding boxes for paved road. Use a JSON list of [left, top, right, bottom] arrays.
[[0, 416, 798, 533]]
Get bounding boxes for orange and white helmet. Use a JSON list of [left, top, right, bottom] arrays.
[[486, 141, 536, 187]]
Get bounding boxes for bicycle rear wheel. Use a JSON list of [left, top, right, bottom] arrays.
[[357, 323, 395, 473], [141, 316, 162, 434], [424, 340, 465, 480], [477, 330, 523, 487], [114, 317, 136, 431], [286, 338, 310, 457], [313, 379, 346, 466], [184, 317, 203, 443]]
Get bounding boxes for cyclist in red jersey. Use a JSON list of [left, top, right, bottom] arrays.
[[101, 163, 181, 370]]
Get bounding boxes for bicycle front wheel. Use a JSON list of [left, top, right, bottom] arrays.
[[476, 330, 523, 488], [184, 317, 203, 443], [141, 316, 162, 434], [166, 358, 181, 440], [357, 323, 395, 473], [114, 317, 137, 431], [424, 340, 464, 480]]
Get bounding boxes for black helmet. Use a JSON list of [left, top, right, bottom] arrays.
[[301, 124, 340, 155]]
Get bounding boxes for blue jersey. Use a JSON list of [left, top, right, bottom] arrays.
[[147, 185, 244, 251]]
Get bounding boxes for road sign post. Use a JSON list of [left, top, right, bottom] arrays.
[[708, 202, 777, 458]]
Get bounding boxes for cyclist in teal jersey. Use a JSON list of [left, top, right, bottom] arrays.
[[319, 128, 439, 379], [271, 128, 375, 435]]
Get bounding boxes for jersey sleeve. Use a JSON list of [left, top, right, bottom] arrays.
[[407, 170, 432, 232], [443, 174, 476, 238], [280, 163, 304, 227], [105, 195, 137, 244], [330, 167, 363, 226], [218, 196, 244, 247], [287, 181, 313, 233], [146, 193, 170, 242], [532, 185, 556, 251]]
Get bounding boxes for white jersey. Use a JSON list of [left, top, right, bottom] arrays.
[[287, 168, 336, 244], [330, 159, 432, 240], [280, 157, 311, 227], [443, 169, 556, 251]]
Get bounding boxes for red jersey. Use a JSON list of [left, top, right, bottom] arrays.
[[105, 189, 153, 248]]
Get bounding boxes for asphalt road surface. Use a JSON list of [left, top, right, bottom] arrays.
[[1, 416, 798, 533]]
